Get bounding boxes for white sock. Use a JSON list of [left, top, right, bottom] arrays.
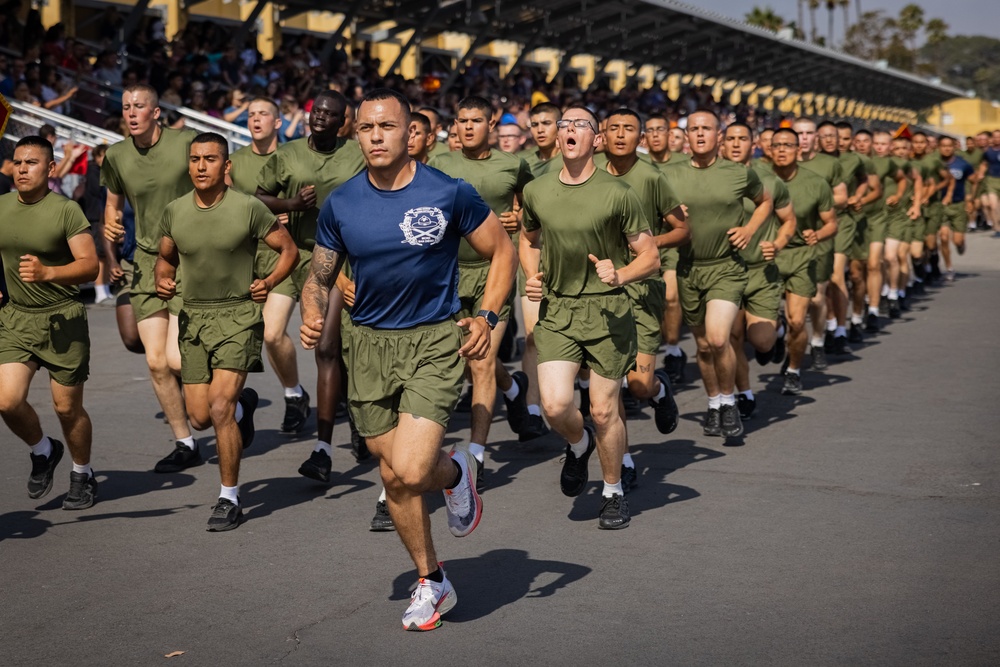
[[284, 384, 304, 398], [653, 382, 666, 402], [568, 428, 590, 457], [72, 462, 92, 477], [235, 403, 244, 423], [501, 381, 519, 401], [621, 378, 629, 389], [378, 487, 387, 502], [787, 367, 800, 375], [851, 314, 863, 325], [708, 394, 722, 410], [30, 436, 52, 458], [622, 452, 635, 468], [825, 317, 837, 332], [602, 481, 624, 498], [468, 442, 485, 462], [665, 344, 683, 357], [178, 436, 196, 451], [314, 441, 332, 456], [835, 326, 846, 338], [888, 289, 898, 299], [810, 335, 824, 348], [868, 306, 879, 316], [881, 284, 890, 297], [720, 393, 736, 406], [95, 284, 111, 300], [740, 389, 754, 400], [219, 485, 239, 504], [527, 404, 541, 416], [578, 379, 590, 390]]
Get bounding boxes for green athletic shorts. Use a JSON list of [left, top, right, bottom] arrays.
[[986, 176, 1000, 197], [115, 257, 135, 307], [255, 247, 311, 300], [814, 241, 834, 283], [864, 209, 888, 246], [661, 248, 679, 272], [0, 299, 89, 386], [885, 207, 913, 242], [925, 201, 944, 237], [943, 202, 967, 233], [775, 245, 818, 298], [132, 248, 182, 321], [626, 277, 666, 356], [743, 262, 782, 321], [835, 211, 857, 255], [346, 317, 464, 437], [676, 257, 748, 327], [535, 291, 636, 379], [457, 260, 514, 321], [178, 297, 263, 385], [850, 216, 869, 262]]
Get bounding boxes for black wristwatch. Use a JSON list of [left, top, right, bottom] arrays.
[[476, 309, 499, 330]]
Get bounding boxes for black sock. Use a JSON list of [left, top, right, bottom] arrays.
[[425, 568, 444, 583], [446, 460, 463, 490]]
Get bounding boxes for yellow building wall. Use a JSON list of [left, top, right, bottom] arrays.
[[927, 98, 1000, 137]]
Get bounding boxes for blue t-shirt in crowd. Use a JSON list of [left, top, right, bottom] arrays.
[[946, 155, 975, 202], [985, 148, 1000, 178], [315, 161, 491, 329], [121, 199, 137, 263]]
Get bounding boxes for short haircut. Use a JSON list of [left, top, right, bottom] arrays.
[[417, 106, 441, 125], [563, 104, 599, 129], [15, 135, 55, 162], [772, 127, 799, 144], [793, 117, 816, 128], [759, 128, 775, 136], [529, 102, 561, 118], [939, 135, 955, 144], [38, 123, 57, 139], [457, 96, 492, 118], [92, 144, 108, 159], [725, 121, 754, 140], [911, 131, 927, 140], [411, 111, 431, 134], [248, 97, 280, 115], [835, 121, 854, 132], [314, 89, 348, 113], [123, 83, 159, 107], [606, 108, 642, 126], [645, 112, 668, 124], [688, 108, 720, 128], [191, 132, 229, 161], [855, 129, 873, 139], [816, 120, 837, 131], [362, 88, 412, 123], [873, 130, 892, 139]]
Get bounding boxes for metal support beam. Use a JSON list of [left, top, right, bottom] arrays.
[[505, 31, 542, 77], [114, 0, 151, 51], [440, 23, 494, 92], [232, 0, 268, 49], [319, 0, 366, 63], [386, 3, 443, 75], [548, 46, 581, 86]]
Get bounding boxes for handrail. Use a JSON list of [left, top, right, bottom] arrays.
[[7, 98, 124, 145]]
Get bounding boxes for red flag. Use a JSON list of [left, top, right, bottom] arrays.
[[0, 92, 11, 139]]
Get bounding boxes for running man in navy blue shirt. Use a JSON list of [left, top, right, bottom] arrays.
[[938, 136, 976, 278], [976, 130, 1000, 235], [300, 89, 516, 632]]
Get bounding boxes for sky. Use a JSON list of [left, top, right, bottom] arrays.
[[692, 0, 1000, 43]]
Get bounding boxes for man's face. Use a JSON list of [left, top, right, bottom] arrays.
[[912, 134, 928, 156], [927, 136, 938, 152], [853, 133, 872, 155], [356, 97, 409, 169], [406, 121, 432, 158], [976, 133, 989, 149], [770, 131, 799, 168], [447, 123, 462, 151], [837, 127, 854, 153], [497, 125, 524, 153], [644, 118, 669, 154], [247, 101, 280, 142], [939, 138, 955, 159], [456, 106, 492, 151], [793, 120, 817, 156], [817, 125, 839, 154], [723, 126, 752, 164], [668, 128, 686, 153], [189, 141, 229, 192], [603, 113, 641, 158], [686, 112, 720, 157], [529, 112, 559, 150], [992, 131, 1000, 148], [338, 105, 355, 138], [759, 130, 774, 158], [557, 110, 599, 161], [122, 90, 160, 136], [873, 134, 892, 157], [12, 144, 53, 195], [309, 96, 345, 138]]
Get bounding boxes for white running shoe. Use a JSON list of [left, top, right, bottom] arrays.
[[443, 448, 482, 537], [402, 566, 457, 631]]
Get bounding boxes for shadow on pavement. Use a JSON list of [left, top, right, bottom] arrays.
[[240, 467, 376, 522], [0, 504, 202, 541]]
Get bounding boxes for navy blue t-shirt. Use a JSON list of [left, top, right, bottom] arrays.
[[945, 156, 975, 202], [315, 162, 491, 329], [985, 148, 1000, 178]]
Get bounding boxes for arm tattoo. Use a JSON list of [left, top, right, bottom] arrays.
[[305, 246, 343, 315]]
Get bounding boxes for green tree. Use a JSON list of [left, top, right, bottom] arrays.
[[808, 0, 820, 43], [919, 35, 1000, 98], [897, 3, 926, 53], [843, 10, 893, 60], [745, 5, 786, 32]]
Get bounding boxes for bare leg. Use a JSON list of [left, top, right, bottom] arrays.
[[136, 312, 191, 440], [315, 288, 345, 445]]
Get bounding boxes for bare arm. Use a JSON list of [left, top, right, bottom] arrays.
[[728, 188, 774, 250], [832, 182, 849, 209], [760, 202, 797, 260], [250, 222, 299, 302], [104, 191, 125, 242], [299, 245, 345, 350], [859, 173, 882, 208], [154, 235, 179, 300], [653, 206, 690, 249], [223, 102, 249, 123], [18, 232, 98, 286], [519, 227, 543, 302], [815, 208, 839, 243], [462, 212, 518, 359], [255, 184, 314, 215]]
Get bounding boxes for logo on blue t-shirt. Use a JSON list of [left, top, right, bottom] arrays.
[[400, 206, 448, 246]]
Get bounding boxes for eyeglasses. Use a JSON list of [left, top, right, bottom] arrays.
[[556, 119, 596, 132], [770, 142, 799, 149]]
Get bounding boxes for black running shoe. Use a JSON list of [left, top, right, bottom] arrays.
[[888, 298, 901, 319], [455, 386, 472, 413], [878, 299, 890, 318], [28, 439, 64, 499], [621, 390, 643, 416], [350, 418, 370, 462], [824, 330, 835, 353], [62, 471, 98, 510], [475, 456, 485, 496], [737, 394, 756, 420], [663, 350, 687, 384], [865, 312, 880, 333], [621, 465, 637, 494], [650, 369, 679, 434], [560, 425, 595, 497], [370, 500, 395, 532], [703, 408, 722, 436], [754, 346, 773, 366], [598, 493, 630, 530], [811, 345, 828, 371], [238, 388, 259, 449], [782, 372, 803, 396], [298, 449, 332, 483], [578, 384, 590, 419], [504, 371, 531, 435], [771, 328, 786, 365], [280, 390, 310, 433], [899, 294, 910, 311], [913, 281, 926, 295], [849, 322, 863, 344], [517, 414, 550, 442], [206, 498, 242, 532], [720, 403, 743, 437], [154, 441, 203, 473], [833, 335, 850, 356]]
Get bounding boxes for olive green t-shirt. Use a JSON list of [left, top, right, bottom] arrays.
[[522, 168, 648, 297], [650, 151, 688, 171], [520, 148, 563, 178], [603, 157, 681, 267], [838, 151, 868, 194], [863, 155, 902, 216], [740, 164, 790, 265], [101, 127, 198, 253], [918, 153, 947, 202], [257, 137, 365, 250], [160, 188, 276, 303], [594, 152, 653, 169], [428, 149, 533, 263], [751, 158, 774, 174], [782, 167, 835, 249], [229, 146, 274, 195], [965, 148, 984, 168], [0, 191, 91, 307], [662, 157, 764, 263], [799, 152, 845, 194]]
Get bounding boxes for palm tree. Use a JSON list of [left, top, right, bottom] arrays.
[[808, 0, 820, 43], [855, 0, 863, 25], [826, 1, 835, 46], [839, 0, 851, 42], [797, 0, 806, 39], [745, 5, 786, 32]]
